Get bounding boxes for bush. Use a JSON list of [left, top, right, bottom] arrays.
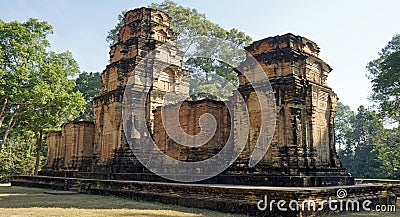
[[0, 132, 37, 183]]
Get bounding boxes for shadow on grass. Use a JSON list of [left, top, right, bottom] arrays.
[[0, 185, 245, 217]]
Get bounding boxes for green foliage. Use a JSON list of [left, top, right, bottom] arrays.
[[0, 18, 85, 144], [367, 34, 400, 124], [0, 18, 86, 176], [376, 128, 400, 179], [338, 34, 400, 179], [21, 50, 85, 128], [0, 18, 54, 150], [149, 0, 252, 101], [337, 105, 384, 178], [148, 0, 252, 49], [362, 34, 400, 179], [105, 10, 127, 47], [107, 0, 252, 101], [334, 102, 355, 149], [74, 71, 102, 121], [336, 103, 400, 179], [186, 57, 238, 100], [0, 131, 36, 182]]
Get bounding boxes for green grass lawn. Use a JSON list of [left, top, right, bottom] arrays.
[[0, 184, 245, 217], [0, 183, 398, 217]]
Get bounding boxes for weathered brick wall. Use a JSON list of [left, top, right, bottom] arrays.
[[46, 131, 62, 169], [93, 94, 123, 160], [153, 99, 230, 161], [45, 121, 94, 170]]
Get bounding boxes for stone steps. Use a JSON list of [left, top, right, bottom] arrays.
[[68, 182, 81, 192]]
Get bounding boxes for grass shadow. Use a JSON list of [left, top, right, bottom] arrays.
[[0, 185, 246, 217]]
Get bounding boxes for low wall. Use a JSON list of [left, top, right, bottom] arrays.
[[39, 170, 354, 187], [355, 178, 400, 197], [12, 175, 397, 217]]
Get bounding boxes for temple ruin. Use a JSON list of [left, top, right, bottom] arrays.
[[43, 7, 353, 186], [14, 7, 397, 216]]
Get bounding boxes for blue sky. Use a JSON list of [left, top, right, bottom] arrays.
[[1, 0, 399, 110]]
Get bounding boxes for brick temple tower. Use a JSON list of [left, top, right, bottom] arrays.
[[92, 7, 189, 167], [231, 33, 353, 186]]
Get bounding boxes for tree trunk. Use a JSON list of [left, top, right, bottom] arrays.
[[0, 119, 16, 151], [0, 97, 8, 128], [0, 104, 18, 151], [34, 129, 43, 175]]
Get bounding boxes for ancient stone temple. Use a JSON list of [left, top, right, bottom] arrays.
[[43, 7, 352, 186], [45, 7, 190, 173], [151, 34, 353, 186], [15, 7, 396, 217]]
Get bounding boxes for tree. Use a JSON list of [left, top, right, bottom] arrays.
[[107, 0, 252, 100], [105, 10, 127, 47], [366, 34, 400, 179], [0, 19, 85, 174], [0, 18, 52, 151], [0, 130, 36, 182], [367, 34, 400, 124], [349, 106, 384, 178], [74, 71, 102, 121], [23, 50, 85, 175], [334, 102, 355, 150], [376, 128, 400, 179], [337, 105, 385, 178]]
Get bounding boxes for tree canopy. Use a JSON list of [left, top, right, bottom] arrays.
[[74, 71, 102, 121], [334, 33, 400, 180], [0, 18, 85, 177], [336, 104, 386, 178], [367, 34, 400, 125], [334, 102, 355, 150]]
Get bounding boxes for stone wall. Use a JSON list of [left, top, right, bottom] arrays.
[[45, 121, 94, 170], [153, 99, 230, 161], [12, 175, 396, 217]]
